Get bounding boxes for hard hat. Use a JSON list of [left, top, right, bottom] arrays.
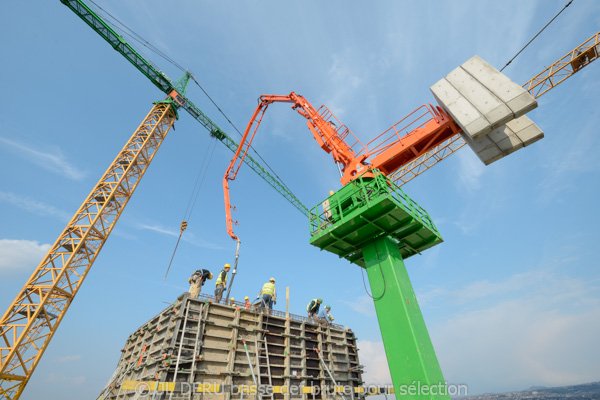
[[230, 297, 235, 301], [270, 277, 275, 282], [326, 305, 331, 310], [329, 190, 334, 196], [245, 296, 249, 300], [317, 298, 323, 303], [208, 273, 213, 279], [224, 264, 231, 269]]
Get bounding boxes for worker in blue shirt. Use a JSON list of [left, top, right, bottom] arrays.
[[318, 305, 334, 323], [307, 298, 323, 320]]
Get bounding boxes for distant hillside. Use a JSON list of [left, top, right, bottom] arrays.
[[460, 381, 600, 400]]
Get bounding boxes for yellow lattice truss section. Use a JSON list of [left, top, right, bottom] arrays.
[[391, 30, 599, 187], [0, 103, 176, 400], [523, 31, 599, 98]]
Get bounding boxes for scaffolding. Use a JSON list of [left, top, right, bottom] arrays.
[[98, 293, 364, 400]]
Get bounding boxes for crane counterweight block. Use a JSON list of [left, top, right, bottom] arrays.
[[430, 55, 544, 165]]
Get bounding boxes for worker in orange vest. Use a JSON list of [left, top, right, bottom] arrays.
[[244, 296, 251, 310]]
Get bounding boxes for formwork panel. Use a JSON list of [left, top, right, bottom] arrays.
[[98, 293, 365, 400]]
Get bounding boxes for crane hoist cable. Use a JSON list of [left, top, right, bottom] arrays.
[[189, 76, 299, 198], [185, 137, 219, 220], [500, 0, 574, 71], [88, 0, 186, 72], [90, 0, 299, 202], [163, 137, 218, 280], [360, 239, 387, 301], [84, 2, 298, 285]]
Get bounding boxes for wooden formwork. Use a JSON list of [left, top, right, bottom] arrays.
[[98, 293, 364, 400]]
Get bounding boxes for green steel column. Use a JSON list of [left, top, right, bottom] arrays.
[[362, 236, 449, 400]]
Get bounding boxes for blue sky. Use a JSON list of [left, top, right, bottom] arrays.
[[1, 1, 599, 399]]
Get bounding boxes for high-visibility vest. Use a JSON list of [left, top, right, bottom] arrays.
[[216, 270, 227, 286], [262, 282, 275, 296], [307, 299, 319, 312]]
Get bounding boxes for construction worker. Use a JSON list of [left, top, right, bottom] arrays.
[[257, 277, 277, 312], [214, 264, 230, 303], [188, 269, 213, 299], [230, 297, 236, 306], [307, 298, 323, 320], [318, 305, 334, 324], [244, 296, 251, 310]]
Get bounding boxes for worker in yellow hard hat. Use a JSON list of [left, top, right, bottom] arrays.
[[230, 297, 236, 306], [214, 263, 230, 304], [257, 277, 277, 313], [244, 296, 251, 310], [188, 268, 213, 299]]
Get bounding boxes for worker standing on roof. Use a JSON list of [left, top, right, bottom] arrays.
[[188, 269, 213, 299], [244, 296, 251, 310], [258, 277, 277, 312], [307, 298, 323, 320], [214, 264, 230, 303], [318, 305, 334, 324]]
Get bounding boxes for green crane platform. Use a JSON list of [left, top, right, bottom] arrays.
[[309, 170, 449, 399]]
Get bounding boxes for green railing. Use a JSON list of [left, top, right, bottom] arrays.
[[309, 169, 440, 238]]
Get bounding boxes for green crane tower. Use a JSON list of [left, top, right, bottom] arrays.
[[310, 170, 448, 399]]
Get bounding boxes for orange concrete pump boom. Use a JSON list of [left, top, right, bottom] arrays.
[[223, 92, 461, 241]]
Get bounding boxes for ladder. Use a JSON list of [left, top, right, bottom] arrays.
[[96, 362, 128, 400], [316, 348, 347, 400], [187, 303, 208, 399], [170, 297, 203, 399], [257, 334, 275, 400]]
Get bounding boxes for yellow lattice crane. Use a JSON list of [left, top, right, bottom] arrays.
[[1, 0, 597, 397], [0, 1, 308, 399]]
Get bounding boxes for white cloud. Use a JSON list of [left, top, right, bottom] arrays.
[[138, 223, 178, 237], [137, 223, 224, 250], [323, 51, 364, 120], [456, 150, 485, 191], [358, 340, 392, 385], [56, 354, 81, 363], [45, 372, 86, 386], [343, 295, 376, 317], [0, 239, 51, 275], [0, 136, 87, 181], [426, 268, 600, 394], [536, 113, 600, 202], [422, 268, 597, 308], [0, 191, 71, 221]]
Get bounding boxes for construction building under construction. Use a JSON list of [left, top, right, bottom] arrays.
[[97, 293, 364, 400]]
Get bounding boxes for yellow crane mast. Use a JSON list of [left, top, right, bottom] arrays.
[[0, 103, 176, 400], [1, 0, 307, 397], [1, 0, 597, 397]]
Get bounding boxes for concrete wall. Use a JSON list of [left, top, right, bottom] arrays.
[[98, 293, 363, 400]]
